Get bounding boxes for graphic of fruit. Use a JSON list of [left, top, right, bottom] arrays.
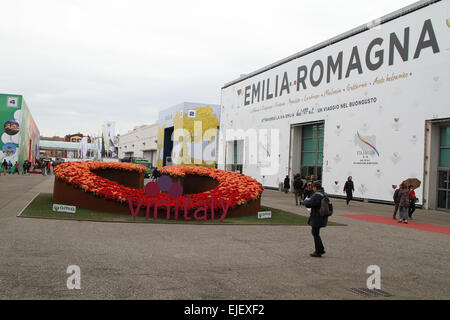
[[4, 120, 20, 135], [447, 19, 450, 28]]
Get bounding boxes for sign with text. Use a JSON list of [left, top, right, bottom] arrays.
[[53, 204, 76, 214], [257, 211, 272, 219]]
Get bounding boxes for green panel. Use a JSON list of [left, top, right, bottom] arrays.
[[233, 141, 237, 164], [318, 138, 324, 151], [302, 152, 316, 165], [437, 190, 447, 209], [438, 171, 447, 189], [440, 149, 450, 167], [300, 166, 308, 177], [302, 139, 315, 151], [302, 125, 313, 138], [317, 124, 324, 137], [448, 191, 450, 210], [317, 152, 323, 165], [440, 127, 450, 147]]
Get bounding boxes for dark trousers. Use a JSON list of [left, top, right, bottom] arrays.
[[409, 201, 416, 217], [311, 227, 324, 254], [294, 190, 301, 205], [393, 203, 399, 218], [346, 191, 353, 205]]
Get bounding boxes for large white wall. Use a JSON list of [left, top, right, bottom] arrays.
[[218, 0, 450, 204], [118, 123, 158, 164]]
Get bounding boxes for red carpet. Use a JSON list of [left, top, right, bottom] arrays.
[[338, 214, 450, 235]]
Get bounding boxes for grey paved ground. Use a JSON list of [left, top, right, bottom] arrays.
[[0, 174, 449, 299]]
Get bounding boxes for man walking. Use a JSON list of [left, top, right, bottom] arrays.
[[2, 159, 7, 176], [343, 176, 355, 206], [283, 175, 290, 194], [47, 161, 52, 175], [293, 174, 303, 206], [303, 182, 328, 258], [393, 186, 400, 219]]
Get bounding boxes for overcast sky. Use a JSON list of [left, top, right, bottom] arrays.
[[0, 0, 415, 136]]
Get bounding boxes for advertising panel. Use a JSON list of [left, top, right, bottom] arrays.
[[0, 94, 22, 167], [157, 102, 220, 168], [0, 94, 40, 168], [18, 100, 40, 166]]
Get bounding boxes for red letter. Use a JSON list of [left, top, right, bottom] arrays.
[[194, 201, 207, 221], [184, 198, 191, 221], [219, 197, 232, 222], [173, 199, 180, 220], [128, 198, 143, 219], [154, 200, 170, 220], [210, 195, 215, 220]]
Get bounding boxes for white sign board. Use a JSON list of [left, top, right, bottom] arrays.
[[258, 211, 272, 219], [218, 1, 450, 205], [53, 204, 76, 214]]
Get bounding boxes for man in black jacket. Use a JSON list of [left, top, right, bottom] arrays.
[[293, 174, 303, 206], [283, 175, 290, 194], [303, 182, 328, 258], [343, 176, 355, 206], [393, 187, 400, 219]]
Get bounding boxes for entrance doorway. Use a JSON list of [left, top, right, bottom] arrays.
[[290, 121, 325, 186], [300, 123, 324, 181], [163, 127, 174, 166]]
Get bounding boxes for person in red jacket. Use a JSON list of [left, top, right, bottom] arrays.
[[408, 185, 416, 219]]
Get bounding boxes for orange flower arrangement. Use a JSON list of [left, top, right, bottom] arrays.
[[54, 161, 263, 211]]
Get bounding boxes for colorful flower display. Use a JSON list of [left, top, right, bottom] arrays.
[[54, 161, 263, 212]]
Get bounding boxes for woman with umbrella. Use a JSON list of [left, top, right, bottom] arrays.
[[401, 178, 421, 220], [408, 185, 417, 219]]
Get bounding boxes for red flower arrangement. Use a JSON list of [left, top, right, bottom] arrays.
[[54, 162, 263, 212]]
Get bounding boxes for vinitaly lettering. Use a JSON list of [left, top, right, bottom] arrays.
[[243, 19, 440, 106], [127, 176, 231, 222]]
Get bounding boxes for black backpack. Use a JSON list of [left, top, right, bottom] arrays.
[[316, 192, 333, 217], [293, 178, 303, 190]]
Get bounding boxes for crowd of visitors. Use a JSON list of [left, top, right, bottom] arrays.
[[280, 173, 422, 256], [1, 159, 55, 176]]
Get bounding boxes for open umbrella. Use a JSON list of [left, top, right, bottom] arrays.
[[401, 178, 421, 189]]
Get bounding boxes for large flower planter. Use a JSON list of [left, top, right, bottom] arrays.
[[53, 162, 263, 220]]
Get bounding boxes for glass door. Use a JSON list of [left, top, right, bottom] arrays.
[[437, 127, 450, 211], [300, 123, 324, 182], [437, 170, 450, 210]]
